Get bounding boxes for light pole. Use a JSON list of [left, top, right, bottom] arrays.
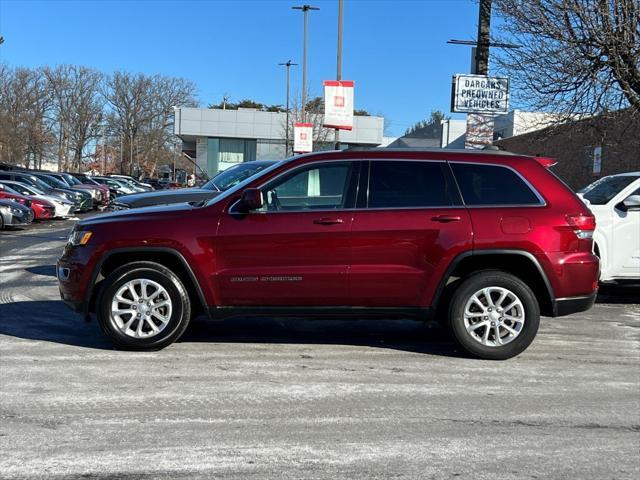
[[334, 0, 344, 150], [292, 4, 319, 122], [279, 60, 298, 157]]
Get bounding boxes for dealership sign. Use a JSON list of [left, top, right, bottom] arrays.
[[323, 80, 354, 130], [451, 74, 509, 114], [293, 123, 313, 153]]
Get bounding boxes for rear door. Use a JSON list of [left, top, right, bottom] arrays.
[[350, 159, 472, 307]]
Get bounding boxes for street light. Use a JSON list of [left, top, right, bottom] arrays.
[[278, 60, 298, 157], [292, 5, 319, 122]]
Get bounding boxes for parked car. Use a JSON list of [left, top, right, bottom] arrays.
[[107, 174, 154, 191], [0, 183, 56, 220], [0, 199, 34, 229], [90, 176, 140, 196], [51, 172, 110, 207], [109, 161, 278, 210], [32, 173, 93, 211], [58, 149, 599, 359], [578, 172, 640, 283], [0, 180, 75, 218], [0, 170, 84, 211]]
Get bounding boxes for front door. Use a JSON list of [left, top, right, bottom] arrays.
[[215, 161, 360, 306]]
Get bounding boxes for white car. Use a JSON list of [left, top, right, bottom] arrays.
[[579, 172, 640, 283], [0, 180, 75, 218]]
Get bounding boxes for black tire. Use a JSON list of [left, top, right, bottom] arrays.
[[96, 261, 191, 350], [448, 270, 540, 360], [0, 214, 4, 230]]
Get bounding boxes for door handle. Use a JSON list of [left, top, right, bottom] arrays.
[[314, 217, 344, 225], [432, 215, 462, 223]]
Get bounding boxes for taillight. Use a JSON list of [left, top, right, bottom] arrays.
[[566, 214, 596, 239]]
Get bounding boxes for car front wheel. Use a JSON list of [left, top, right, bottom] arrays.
[[97, 261, 191, 350], [448, 270, 540, 360]]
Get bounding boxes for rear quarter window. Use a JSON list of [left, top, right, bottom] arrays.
[[451, 163, 542, 206]]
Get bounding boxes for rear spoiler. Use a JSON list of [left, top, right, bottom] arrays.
[[534, 157, 558, 168]]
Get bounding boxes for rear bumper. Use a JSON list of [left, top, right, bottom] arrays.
[[552, 292, 597, 317]]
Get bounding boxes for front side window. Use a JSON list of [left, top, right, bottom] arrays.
[[451, 163, 542, 206], [262, 162, 353, 211], [367, 161, 460, 208]]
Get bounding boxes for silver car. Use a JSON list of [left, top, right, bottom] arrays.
[[0, 199, 34, 229]]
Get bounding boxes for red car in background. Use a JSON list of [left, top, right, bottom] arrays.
[[0, 183, 56, 220]]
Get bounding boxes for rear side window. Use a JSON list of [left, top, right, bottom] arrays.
[[368, 161, 460, 208], [451, 163, 541, 206]]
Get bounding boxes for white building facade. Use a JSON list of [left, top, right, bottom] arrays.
[[174, 107, 384, 176]]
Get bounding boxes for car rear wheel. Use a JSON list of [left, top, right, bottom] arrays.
[[448, 270, 540, 360], [97, 261, 191, 350]]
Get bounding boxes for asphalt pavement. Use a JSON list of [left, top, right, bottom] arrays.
[[0, 214, 639, 479]]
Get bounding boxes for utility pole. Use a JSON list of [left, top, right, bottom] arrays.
[[279, 60, 298, 157], [476, 0, 492, 75], [292, 5, 319, 122], [334, 0, 344, 151]]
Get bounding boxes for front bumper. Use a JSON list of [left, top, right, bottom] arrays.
[[552, 292, 598, 317]]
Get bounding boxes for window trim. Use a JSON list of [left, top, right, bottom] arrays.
[[228, 159, 363, 215], [448, 161, 547, 208]]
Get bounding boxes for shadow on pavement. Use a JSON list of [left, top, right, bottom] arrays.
[[596, 283, 640, 304], [0, 299, 460, 357], [25, 265, 57, 277]]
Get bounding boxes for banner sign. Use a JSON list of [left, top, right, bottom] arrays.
[[465, 114, 495, 149], [323, 80, 354, 130], [293, 123, 313, 153], [592, 146, 602, 174], [451, 74, 509, 114]]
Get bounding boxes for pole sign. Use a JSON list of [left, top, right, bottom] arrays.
[[451, 74, 509, 114], [323, 80, 354, 130], [592, 146, 602, 174], [293, 123, 313, 153]]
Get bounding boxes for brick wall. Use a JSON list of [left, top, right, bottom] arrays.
[[495, 110, 640, 190]]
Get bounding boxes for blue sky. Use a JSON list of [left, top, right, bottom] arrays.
[[0, 0, 485, 136]]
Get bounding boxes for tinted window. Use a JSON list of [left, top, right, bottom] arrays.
[[263, 163, 352, 211], [582, 175, 640, 205], [451, 163, 541, 206], [368, 161, 459, 208]]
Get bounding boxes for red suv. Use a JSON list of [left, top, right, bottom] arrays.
[[58, 150, 599, 359]]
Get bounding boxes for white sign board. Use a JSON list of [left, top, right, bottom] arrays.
[[593, 146, 602, 174], [452, 74, 509, 114], [293, 123, 313, 153], [323, 80, 354, 130]]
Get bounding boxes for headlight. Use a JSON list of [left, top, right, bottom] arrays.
[[10, 207, 22, 214], [68, 229, 93, 246]]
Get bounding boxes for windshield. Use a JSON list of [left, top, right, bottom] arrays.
[[1, 184, 21, 195], [63, 174, 81, 185], [6, 183, 41, 195], [205, 161, 285, 207], [16, 176, 53, 194], [37, 175, 66, 189], [203, 162, 277, 192], [583, 175, 640, 205]]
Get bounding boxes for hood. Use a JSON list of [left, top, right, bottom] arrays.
[[78, 202, 199, 227], [0, 199, 30, 212], [112, 188, 218, 208]]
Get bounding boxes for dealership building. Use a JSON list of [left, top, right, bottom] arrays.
[[174, 107, 385, 176]]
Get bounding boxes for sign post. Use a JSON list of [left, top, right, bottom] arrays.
[[293, 123, 313, 153]]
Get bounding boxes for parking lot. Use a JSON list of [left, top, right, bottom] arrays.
[[1, 214, 639, 479]]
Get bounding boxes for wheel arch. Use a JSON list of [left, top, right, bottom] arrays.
[[432, 250, 555, 318], [86, 247, 209, 319]]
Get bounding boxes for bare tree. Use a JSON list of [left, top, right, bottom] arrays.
[[494, 0, 640, 116], [0, 66, 54, 168], [44, 65, 104, 171], [103, 72, 197, 176]]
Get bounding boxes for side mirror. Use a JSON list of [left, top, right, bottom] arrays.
[[238, 188, 264, 212], [621, 194, 640, 211]]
